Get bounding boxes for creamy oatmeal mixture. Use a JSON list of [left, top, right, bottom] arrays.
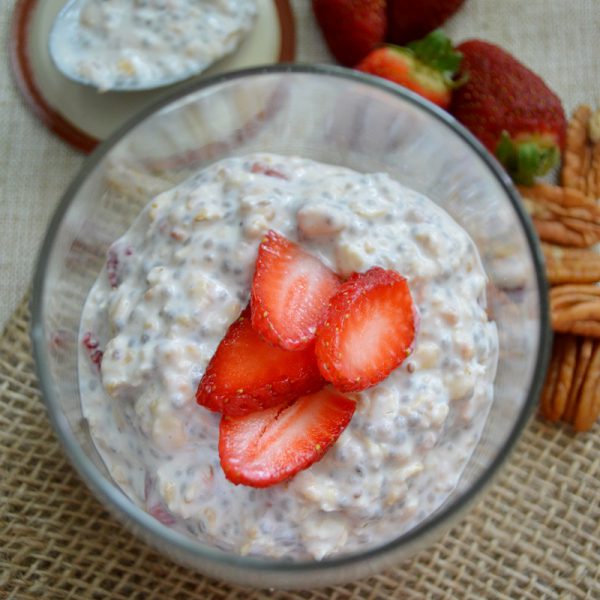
[[79, 154, 498, 560], [51, 0, 257, 91]]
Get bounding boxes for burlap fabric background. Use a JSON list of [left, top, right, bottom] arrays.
[[2, 297, 599, 597]]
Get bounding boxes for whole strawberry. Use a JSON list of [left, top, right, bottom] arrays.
[[450, 40, 566, 185], [356, 30, 463, 109], [313, 0, 387, 66], [387, 0, 466, 45]]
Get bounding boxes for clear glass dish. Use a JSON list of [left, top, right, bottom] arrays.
[[31, 65, 550, 589]]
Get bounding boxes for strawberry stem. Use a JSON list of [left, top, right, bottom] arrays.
[[495, 131, 559, 186], [406, 30, 463, 82]]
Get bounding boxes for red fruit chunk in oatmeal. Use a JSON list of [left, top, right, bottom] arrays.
[[82, 331, 103, 370], [106, 242, 133, 288], [250, 162, 289, 179]]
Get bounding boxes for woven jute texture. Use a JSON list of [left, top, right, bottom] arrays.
[[1, 297, 599, 599]]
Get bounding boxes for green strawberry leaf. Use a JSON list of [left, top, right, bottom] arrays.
[[496, 131, 560, 186], [407, 30, 463, 80]]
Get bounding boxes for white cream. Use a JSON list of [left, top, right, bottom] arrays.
[[79, 154, 498, 560]]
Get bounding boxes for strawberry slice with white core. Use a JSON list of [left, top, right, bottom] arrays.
[[251, 230, 341, 350], [196, 307, 324, 417], [219, 388, 356, 487], [315, 267, 416, 392]]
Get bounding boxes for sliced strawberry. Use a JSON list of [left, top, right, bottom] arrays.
[[196, 307, 324, 417], [251, 230, 341, 351], [315, 267, 416, 392], [356, 31, 463, 109], [219, 388, 355, 487]]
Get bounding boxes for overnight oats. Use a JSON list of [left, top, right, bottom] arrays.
[[50, 0, 257, 91], [79, 154, 498, 560]]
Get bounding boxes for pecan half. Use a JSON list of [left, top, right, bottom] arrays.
[[561, 104, 600, 197], [542, 243, 600, 284], [551, 284, 600, 337], [540, 335, 600, 432], [561, 105, 591, 193], [540, 335, 565, 422], [519, 183, 600, 247], [573, 340, 600, 432], [564, 337, 594, 424]]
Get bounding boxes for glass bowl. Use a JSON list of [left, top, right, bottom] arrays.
[[31, 65, 550, 589]]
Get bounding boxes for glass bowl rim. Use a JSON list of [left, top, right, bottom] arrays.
[[31, 63, 551, 574]]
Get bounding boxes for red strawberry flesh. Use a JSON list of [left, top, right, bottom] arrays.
[[219, 388, 356, 487], [82, 331, 103, 370], [312, 0, 387, 67], [196, 307, 325, 417], [250, 162, 288, 180], [315, 267, 416, 392], [356, 31, 463, 109], [251, 230, 341, 350], [356, 47, 446, 108], [387, 0, 466, 45]]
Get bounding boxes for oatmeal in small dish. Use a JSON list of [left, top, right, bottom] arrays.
[[50, 0, 258, 91], [79, 154, 498, 560]]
